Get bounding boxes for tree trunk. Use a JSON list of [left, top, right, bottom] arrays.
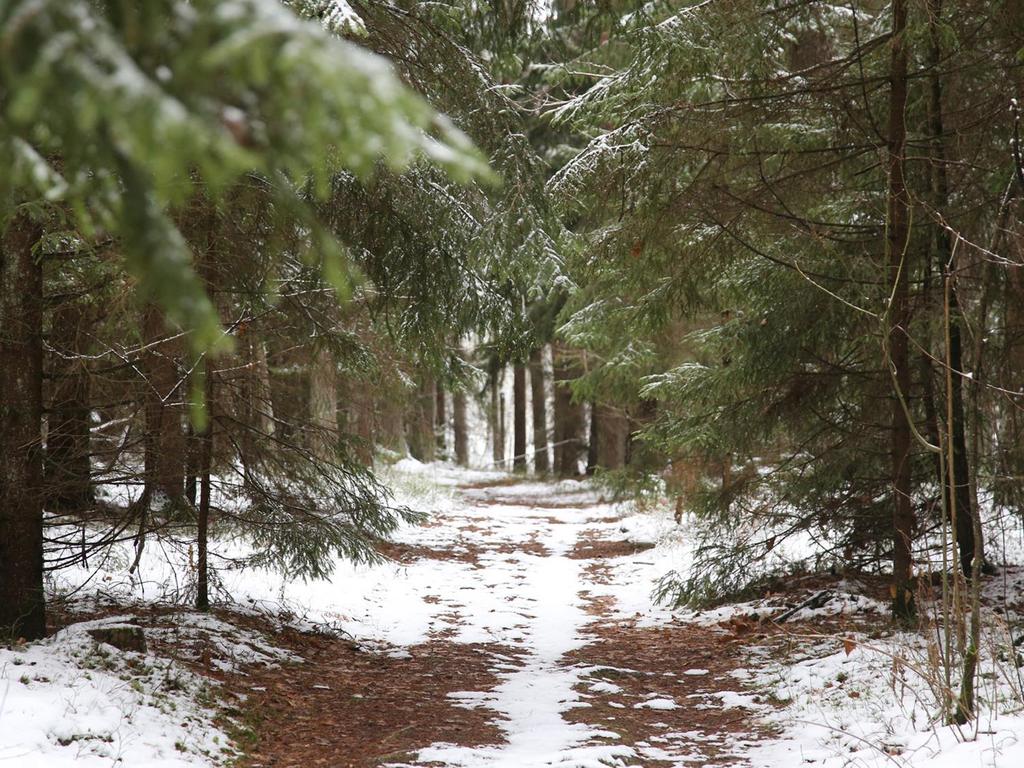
[[378, 395, 407, 456], [885, 0, 915, 622], [0, 211, 46, 640], [499, 391, 507, 468], [435, 383, 447, 458], [528, 347, 549, 474], [185, 421, 197, 507], [251, 337, 276, 437], [345, 380, 375, 465], [489, 362, 505, 467], [1004, 222, 1024, 496], [236, 334, 275, 474], [586, 401, 598, 475], [513, 364, 527, 472], [143, 306, 186, 505], [196, 362, 213, 611], [309, 345, 338, 460], [552, 344, 584, 477], [453, 386, 469, 467], [406, 376, 436, 462], [594, 403, 629, 470], [926, 0, 978, 576], [46, 299, 94, 512]]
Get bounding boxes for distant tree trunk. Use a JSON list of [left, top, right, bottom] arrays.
[[0, 211, 46, 640], [308, 345, 338, 460], [885, 0, 915, 622], [630, 399, 657, 461], [1002, 215, 1024, 510], [453, 386, 469, 467], [529, 347, 549, 474], [594, 403, 629, 470], [378, 395, 407, 456], [406, 376, 436, 462], [237, 334, 275, 474], [143, 306, 186, 504], [586, 402, 598, 475], [185, 421, 198, 507], [552, 344, 584, 477], [435, 383, 447, 458], [513, 364, 527, 472], [345, 381, 375, 465], [499, 392, 507, 467], [488, 362, 505, 467], [196, 363, 213, 611], [251, 337, 275, 436], [46, 299, 94, 512], [926, 0, 978, 576]]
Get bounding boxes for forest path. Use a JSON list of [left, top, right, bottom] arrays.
[[238, 471, 763, 768]]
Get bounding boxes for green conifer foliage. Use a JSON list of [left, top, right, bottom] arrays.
[[0, 0, 489, 355], [544, 0, 1023, 606]]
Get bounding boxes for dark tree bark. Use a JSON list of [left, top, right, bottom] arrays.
[[406, 376, 436, 462], [552, 344, 584, 477], [435, 383, 447, 457], [309, 345, 338, 460], [499, 392, 507, 467], [1004, 221, 1024, 505], [925, 0, 978, 577], [185, 421, 198, 507], [885, 0, 915, 622], [513, 364, 527, 472], [237, 334, 276, 471], [594, 403, 629, 470], [586, 402, 598, 475], [196, 363, 213, 611], [528, 347, 549, 474], [142, 306, 186, 504], [943, 229, 977, 579], [453, 386, 469, 467], [46, 299, 94, 512], [251, 337, 276, 437], [0, 211, 46, 640], [378, 396, 407, 456], [488, 361, 505, 467], [344, 380, 375, 465]]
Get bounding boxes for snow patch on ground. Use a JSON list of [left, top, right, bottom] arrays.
[[745, 625, 1024, 768], [0, 616, 233, 767], [635, 697, 678, 710]]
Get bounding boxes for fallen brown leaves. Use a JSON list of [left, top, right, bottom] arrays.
[[563, 621, 769, 766], [233, 626, 518, 768], [569, 537, 655, 560]]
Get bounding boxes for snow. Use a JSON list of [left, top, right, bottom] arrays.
[[22, 461, 1024, 768], [743, 625, 1024, 768], [635, 698, 679, 710], [319, 0, 364, 34], [413, 550, 600, 767], [0, 616, 234, 767]]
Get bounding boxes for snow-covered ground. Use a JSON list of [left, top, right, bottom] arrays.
[[7, 460, 1024, 767], [0, 611, 293, 767], [746, 631, 1024, 768]]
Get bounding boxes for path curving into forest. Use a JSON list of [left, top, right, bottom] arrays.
[[237, 474, 764, 768]]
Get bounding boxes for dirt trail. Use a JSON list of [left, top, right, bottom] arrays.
[[234, 477, 765, 768]]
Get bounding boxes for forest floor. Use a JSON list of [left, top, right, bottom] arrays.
[[233, 472, 772, 767], [8, 463, 1024, 767]]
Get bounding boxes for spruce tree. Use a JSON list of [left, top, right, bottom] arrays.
[[0, 0, 489, 635]]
